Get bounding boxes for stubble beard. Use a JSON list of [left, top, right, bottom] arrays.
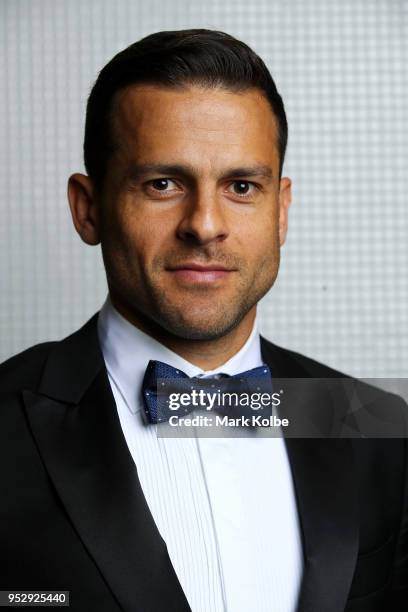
[[125, 260, 279, 341], [103, 235, 280, 341]]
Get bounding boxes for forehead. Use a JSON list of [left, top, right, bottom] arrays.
[[110, 83, 279, 170]]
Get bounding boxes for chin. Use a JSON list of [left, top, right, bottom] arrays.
[[160, 309, 246, 341], [168, 325, 232, 341]]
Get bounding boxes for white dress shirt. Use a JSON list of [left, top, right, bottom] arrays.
[[97, 295, 303, 612]]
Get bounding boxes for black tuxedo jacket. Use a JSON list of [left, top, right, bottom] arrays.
[[1, 312, 408, 612]]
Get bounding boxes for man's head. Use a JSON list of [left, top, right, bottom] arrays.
[[68, 29, 292, 342]]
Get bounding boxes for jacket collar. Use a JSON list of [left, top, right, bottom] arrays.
[[37, 313, 103, 404]]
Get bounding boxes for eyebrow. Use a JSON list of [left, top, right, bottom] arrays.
[[125, 163, 274, 183]]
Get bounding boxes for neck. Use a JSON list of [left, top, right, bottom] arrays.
[[109, 294, 257, 370]]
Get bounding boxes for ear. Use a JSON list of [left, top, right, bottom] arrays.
[[67, 173, 101, 245], [278, 176, 292, 246]]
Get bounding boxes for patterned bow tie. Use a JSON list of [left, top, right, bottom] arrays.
[[142, 359, 273, 424]]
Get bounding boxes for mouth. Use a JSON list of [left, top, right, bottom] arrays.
[[165, 262, 236, 284]]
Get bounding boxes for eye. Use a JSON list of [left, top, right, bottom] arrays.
[[146, 178, 180, 194], [227, 181, 258, 199]]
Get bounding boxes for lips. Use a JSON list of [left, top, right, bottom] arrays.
[[166, 262, 235, 283], [169, 263, 231, 272]]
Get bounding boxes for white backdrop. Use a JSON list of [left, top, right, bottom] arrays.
[[1, 0, 407, 382]]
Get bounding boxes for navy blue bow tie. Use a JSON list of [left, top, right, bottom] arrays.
[[142, 360, 273, 424]]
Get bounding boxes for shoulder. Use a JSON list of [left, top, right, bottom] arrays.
[[260, 335, 349, 378], [0, 313, 100, 397], [260, 335, 407, 414], [262, 339, 408, 487], [0, 341, 57, 394]]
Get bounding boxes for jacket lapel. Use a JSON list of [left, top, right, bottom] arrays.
[[284, 438, 358, 612], [22, 314, 191, 612], [260, 337, 359, 612]]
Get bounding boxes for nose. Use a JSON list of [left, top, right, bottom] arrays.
[[176, 188, 229, 245]]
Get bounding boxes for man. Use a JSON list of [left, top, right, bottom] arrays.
[[0, 28, 407, 612]]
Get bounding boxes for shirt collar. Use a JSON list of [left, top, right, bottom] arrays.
[[97, 294, 264, 414]]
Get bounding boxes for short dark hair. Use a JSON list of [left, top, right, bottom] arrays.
[[83, 28, 288, 195]]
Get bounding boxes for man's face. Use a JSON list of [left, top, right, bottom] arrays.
[[97, 84, 291, 340]]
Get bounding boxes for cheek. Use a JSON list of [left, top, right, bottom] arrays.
[[118, 219, 174, 272], [237, 213, 279, 260], [118, 199, 174, 249]]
